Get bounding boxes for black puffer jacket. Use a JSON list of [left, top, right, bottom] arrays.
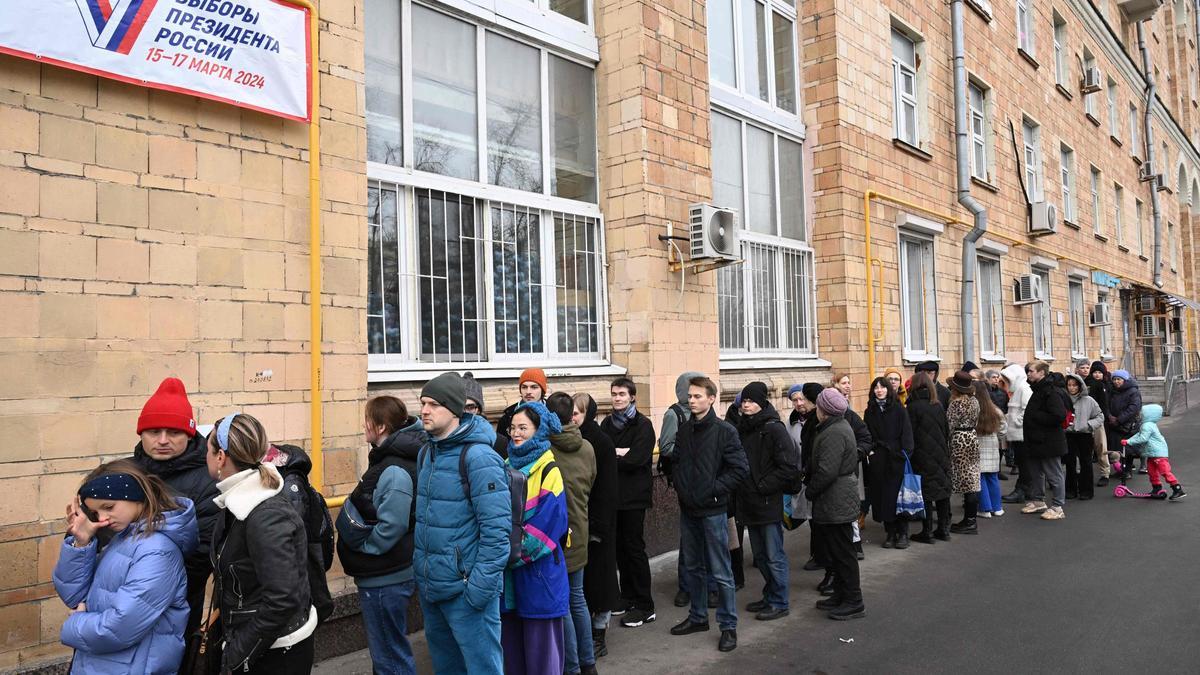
[[673, 408, 749, 518], [907, 393, 952, 502], [1108, 376, 1143, 434], [734, 403, 799, 526], [212, 490, 311, 671], [1024, 376, 1068, 459], [601, 411, 656, 510], [131, 433, 219, 578], [987, 384, 1009, 414], [580, 398, 620, 614]]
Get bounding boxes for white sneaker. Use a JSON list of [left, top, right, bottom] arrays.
[[1040, 506, 1066, 520], [992, 509, 1005, 517], [1021, 501, 1048, 514], [977, 511, 992, 519]]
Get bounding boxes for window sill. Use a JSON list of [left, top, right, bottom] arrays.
[[1086, 113, 1101, 127], [971, 176, 1000, 193], [966, 0, 993, 21], [1139, 254, 1149, 261], [893, 138, 933, 161], [719, 356, 832, 372], [1063, 219, 1081, 230], [1110, 135, 1123, 147], [980, 354, 1008, 364], [1071, 353, 1089, 362], [1056, 84, 1074, 101], [1101, 353, 1117, 362], [1118, 244, 1130, 252], [1017, 48, 1039, 70], [902, 353, 941, 365], [367, 360, 627, 383], [1094, 232, 1109, 242], [1035, 353, 1055, 362], [1131, 154, 1143, 165]]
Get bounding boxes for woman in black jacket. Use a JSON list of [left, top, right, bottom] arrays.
[[1088, 361, 1114, 485], [572, 393, 620, 656], [863, 377, 914, 549], [207, 413, 315, 673], [1107, 370, 1143, 483], [906, 373, 952, 543]]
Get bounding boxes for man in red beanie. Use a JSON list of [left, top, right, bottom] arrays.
[[129, 377, 220, 657], [492, 368, 549, 457]]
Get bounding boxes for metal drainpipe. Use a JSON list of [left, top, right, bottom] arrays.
[[952, 0, 988, 364], [1137, 21, 1164, 288]]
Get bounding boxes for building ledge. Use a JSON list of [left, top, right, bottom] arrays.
[[719, 356, 832, 372], [1056, 83, 1074, 101], [1063, 218, 1081, 230], [1086, 112, 1101, 127], [1110, 134, 1123, 147], [1139, 254, 1149, 261], [893, 138, 933, 161], [971, 176, 1000, 193], [1118, 244, 1130, 252], [368, 361, 627, 384], [1018, 48, 1040, 70], [966, 0, 993, 22], [1095, 232, 1109, 242]]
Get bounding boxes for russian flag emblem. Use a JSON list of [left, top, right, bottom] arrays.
[[75, 0, 158, 55]]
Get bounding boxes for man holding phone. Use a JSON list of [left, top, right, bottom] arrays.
[[600, 377, 657, 628]]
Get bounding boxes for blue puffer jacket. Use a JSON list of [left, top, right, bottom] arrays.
[[53, 498, 198, 675], [414, 414, 512, 609], [1126, 404, 1169, 458]]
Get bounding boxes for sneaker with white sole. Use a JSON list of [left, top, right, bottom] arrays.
[[977, 511, 992, 519], [992, 509, 1005, 517], [620, 608, 656, 627], [1040, 506, 1066, 520], [1021, 501, 1048, 514]]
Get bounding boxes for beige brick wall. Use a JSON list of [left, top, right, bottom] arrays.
[[0, 0, 368, 667]]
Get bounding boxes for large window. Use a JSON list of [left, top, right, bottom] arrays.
[[900, 233, 938, 359], [365, 1, 604, 370], [1091, 166, 1103, 234], [1032, 267, 1053, 359], [978, 255, 1005, 359], [1114, 183, 1124, 243], [1129, 102, 1140, 158], [1135, 198, 1145, 255], [1060, 144, 1075, 221], [1107, 79, 1119, 137], [969, 80, 991, 181], [1083, 48, 1098, 117], [892, 27, 920, 146], [708, 0, 799, 115], [1053, 12, 1068, 86], [1022, 117, 1042, 201], [713, 111, 813, 355], [1069, 278, 1086, 358], [1017, 0, 1034, 54]]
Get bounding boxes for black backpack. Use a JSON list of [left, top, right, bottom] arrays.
[[276, 446, 335, 624], [761, 418, 804, 494]]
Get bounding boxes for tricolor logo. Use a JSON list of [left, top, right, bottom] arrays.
[[74, 0, 158, 54]]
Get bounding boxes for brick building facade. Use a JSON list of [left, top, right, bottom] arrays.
[[2, 0, 1200, 668]]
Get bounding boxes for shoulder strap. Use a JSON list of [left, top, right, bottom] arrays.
[[458, 448, 472, 502]]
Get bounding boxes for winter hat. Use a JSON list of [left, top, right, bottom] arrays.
[[421, 372, 467, 418], [462, 371, 484, 412], [949, 371, 975, 394], [740, 381, 770, 410], [137, 377, 197, 437], [519, 367, 548, 393], [787, 384, 805, 399], [962, 361, 980, 373], [802, 382, 824, 404], [815, 388, 848, 416], [1090, 361, 1109, 377], [1112, 369, 1132, 381], [914, 361, 940, 374]]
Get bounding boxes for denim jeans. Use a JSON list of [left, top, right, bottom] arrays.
[[359, 580, 415, 675], [420, 593, 503, 675], [562, 569, 595, 673], [679, 512, 737, 631], [747, 522, 788, 610]]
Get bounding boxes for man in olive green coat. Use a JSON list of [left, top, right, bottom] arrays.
[[547, 392, 598, 675]]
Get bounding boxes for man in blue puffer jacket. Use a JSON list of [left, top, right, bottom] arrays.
[[414, 372, 512, 675]]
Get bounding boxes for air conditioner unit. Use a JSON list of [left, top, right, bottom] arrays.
[[688, 203, 739, 261], [1029, 201, 1059, 236], [1140, 314, 1160, 338], [1089, 302, 1112, 326], [1118, 0, 1163, 24], [1014, 273, 1045, 305], [1139, 162, 1155, 182], [1138, 295, 1158, 313], [1081, 67, 1103, 94]]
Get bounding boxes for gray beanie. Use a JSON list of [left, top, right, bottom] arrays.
[[421, 372, 467, 418], [462, 371, 484, 412]]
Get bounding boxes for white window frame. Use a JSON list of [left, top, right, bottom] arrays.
[[1091, 165, 1103, 235], [1031, 266, 1054, 360], [891, 23, 923, 148], [969, 77, 992, 181], [1136, 198, 1145, 255], [1060, 143, 1075, 222], [977, 253, 1006, 361], [1083, 48, 1098, 117], [1107, 79, 1119, 138], [1129, 102, 1141, 158], [1022, 116, 1043, 201], [1114, 183, 1124, 244], [365, 0, 610, 380], [1068, 277, 1087, 360], [708, 0, 804, 136], [1017, 0, 1034, 55], [899, 231, 939, 362], [1170, 222, 1178, 270], [714, 109, 817, 361], [1052, 11, 1068, 86], [1098, 288, 1113, 358]]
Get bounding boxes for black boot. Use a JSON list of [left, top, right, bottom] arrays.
[[1170, 484, 1187, 501], [910, 512, 935, 544], [934, 501, 952, 541], [951, 493, 979, 534], [592, 628, 607, 658], [894, 520, 910, 549], [881, 522, 895, 549], [854, 540, 864, 561], [816, 571, 835, 596]]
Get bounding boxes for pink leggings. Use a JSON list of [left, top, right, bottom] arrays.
[[1147, 457, 1180, 487]]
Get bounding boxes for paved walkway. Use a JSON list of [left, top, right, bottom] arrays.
[[317, 409, 1200, 673]]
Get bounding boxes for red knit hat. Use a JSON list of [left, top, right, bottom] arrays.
[[137, 378, 197, 437], [519, 367, 548, 393]]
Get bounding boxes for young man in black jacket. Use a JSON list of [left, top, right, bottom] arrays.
[[1021, 361, 1068, 520], [734, 382, 798, 621], [600, 377, 657, 628], [669, 376, 749, 653]]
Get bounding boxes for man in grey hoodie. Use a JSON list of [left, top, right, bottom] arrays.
[[660, 371, 706, 608], [1064, 374, 1103, 500]]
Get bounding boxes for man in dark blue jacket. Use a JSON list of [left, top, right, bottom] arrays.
[[668, 376, 749, 653]]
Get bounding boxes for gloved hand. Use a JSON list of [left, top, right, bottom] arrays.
[[1120, 439, 1128, 446]]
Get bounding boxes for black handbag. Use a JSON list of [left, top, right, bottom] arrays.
[[179, 594, 221, 675]]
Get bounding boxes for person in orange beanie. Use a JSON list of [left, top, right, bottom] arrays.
[[493, 368, 549, 458]]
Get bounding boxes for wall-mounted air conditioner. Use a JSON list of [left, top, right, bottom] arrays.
[[1029, 201, 1058, 236], [1139, 162, 1155, 182], [1139, 314, 1160, 338], [1014, 274, 1046, 305], [1089, 303, 1112, 326], [1138, 295, 1159, 313], [1081, 67, 1103, 94], [688, 203, 739, 261]]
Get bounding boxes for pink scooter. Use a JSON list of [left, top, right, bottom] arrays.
[[1113, 484, 1167, 499]]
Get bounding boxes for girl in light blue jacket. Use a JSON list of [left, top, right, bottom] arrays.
[[54, 459, 198, 674], [1124, 405, 1187, 500]]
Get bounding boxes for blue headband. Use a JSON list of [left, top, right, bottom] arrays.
[[216, 413, 239, 452], [79, 473, 146, 502]]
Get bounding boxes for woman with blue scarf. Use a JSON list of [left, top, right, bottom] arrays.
[[502, 401, 570, 675]]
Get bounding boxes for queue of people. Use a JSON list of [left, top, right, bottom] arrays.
[[53, 360, 1187, 674]]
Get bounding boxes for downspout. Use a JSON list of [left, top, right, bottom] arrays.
[[1137, 20, 1165, 288], [952, 0, 988, 363]]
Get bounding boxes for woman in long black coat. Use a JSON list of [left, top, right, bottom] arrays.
[[906, 372, 953, 543], [863, 377, 914, 549], [572, 393, 620, 656]]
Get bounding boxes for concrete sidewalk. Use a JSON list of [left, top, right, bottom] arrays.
[[318, 411, 1200, 674]]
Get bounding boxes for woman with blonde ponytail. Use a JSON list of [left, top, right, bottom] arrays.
[[206, 413, 316, 673]]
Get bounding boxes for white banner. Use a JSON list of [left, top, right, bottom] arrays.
[[0, 0, 310, 121]]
